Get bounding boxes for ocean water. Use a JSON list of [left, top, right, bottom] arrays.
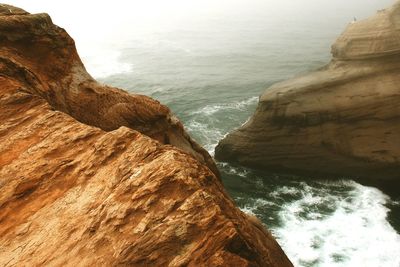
[[12, 0, 400, 266]]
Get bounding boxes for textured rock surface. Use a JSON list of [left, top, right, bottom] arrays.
[[216, 2, 400, 187], [0, 5, 292, 267]]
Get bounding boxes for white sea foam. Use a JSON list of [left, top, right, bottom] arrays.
[[242, 198, 278, 214], [185, 120, 224, 155], [186, 96, 258, 154], [390, 199, 400, 206], [190, 96, 258, 116], [271, 182, 400, 267], [270, 185, 301, 198], [223, 165, 250, 178]]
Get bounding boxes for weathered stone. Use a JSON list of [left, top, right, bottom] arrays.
[[0, 5, 292, 267], [216, 2, 400, 190]]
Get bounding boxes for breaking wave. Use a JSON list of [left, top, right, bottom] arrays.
[[190, 96, 258, 116], [185, 96, 258, 154], [240, 179, 400, 267]]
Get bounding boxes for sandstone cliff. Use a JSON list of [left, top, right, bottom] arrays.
[[216, 2, 400, 189], [0, 4, 292, 266]]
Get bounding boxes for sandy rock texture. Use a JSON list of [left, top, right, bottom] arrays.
[[0, 5, 292, 267], [216, 2, 400, 188]]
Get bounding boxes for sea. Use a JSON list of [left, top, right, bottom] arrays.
[[12, 0, 400, 266]]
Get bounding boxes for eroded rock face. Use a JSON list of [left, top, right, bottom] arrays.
[[216, 2, 400, 188], [0, 5, 292, 267], [0, 5, 220, 177], [332, 2, 400, 60]]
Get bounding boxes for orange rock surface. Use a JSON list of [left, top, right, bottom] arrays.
[[0, 4, 292, 266]]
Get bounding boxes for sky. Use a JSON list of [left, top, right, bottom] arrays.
[[7, 0, 395, 77], [8, 0, 396, 40]]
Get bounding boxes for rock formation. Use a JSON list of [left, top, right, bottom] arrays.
[[0, 4, 292, 266], [216, 2, 400, 188]]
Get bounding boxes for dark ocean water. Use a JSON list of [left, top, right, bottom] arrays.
[[13, 0, 400, 265]]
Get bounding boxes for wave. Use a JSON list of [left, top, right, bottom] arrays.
[[185, 96, 258, 154], [190, 96, 258, 116], [218, 162, 250, 177], [257, 181, 400, 267], [241, 198, 279, 216], [185, 120, 225, 155]]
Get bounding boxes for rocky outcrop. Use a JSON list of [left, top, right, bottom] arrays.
[[0, 5, 292, 267], [216, 2, 400, 187]]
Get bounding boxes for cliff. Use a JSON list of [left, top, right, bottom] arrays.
[[0, 4, 292, 266], [215, 2, 400, 189]]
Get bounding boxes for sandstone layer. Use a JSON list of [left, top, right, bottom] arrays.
[[216, 2, 400, 188], [0, 5, 292, 267]]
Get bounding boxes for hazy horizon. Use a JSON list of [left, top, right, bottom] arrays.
[[7, 0, 395, 77]]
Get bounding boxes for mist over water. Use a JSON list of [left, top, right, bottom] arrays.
[[11, 0, 400, 266]]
